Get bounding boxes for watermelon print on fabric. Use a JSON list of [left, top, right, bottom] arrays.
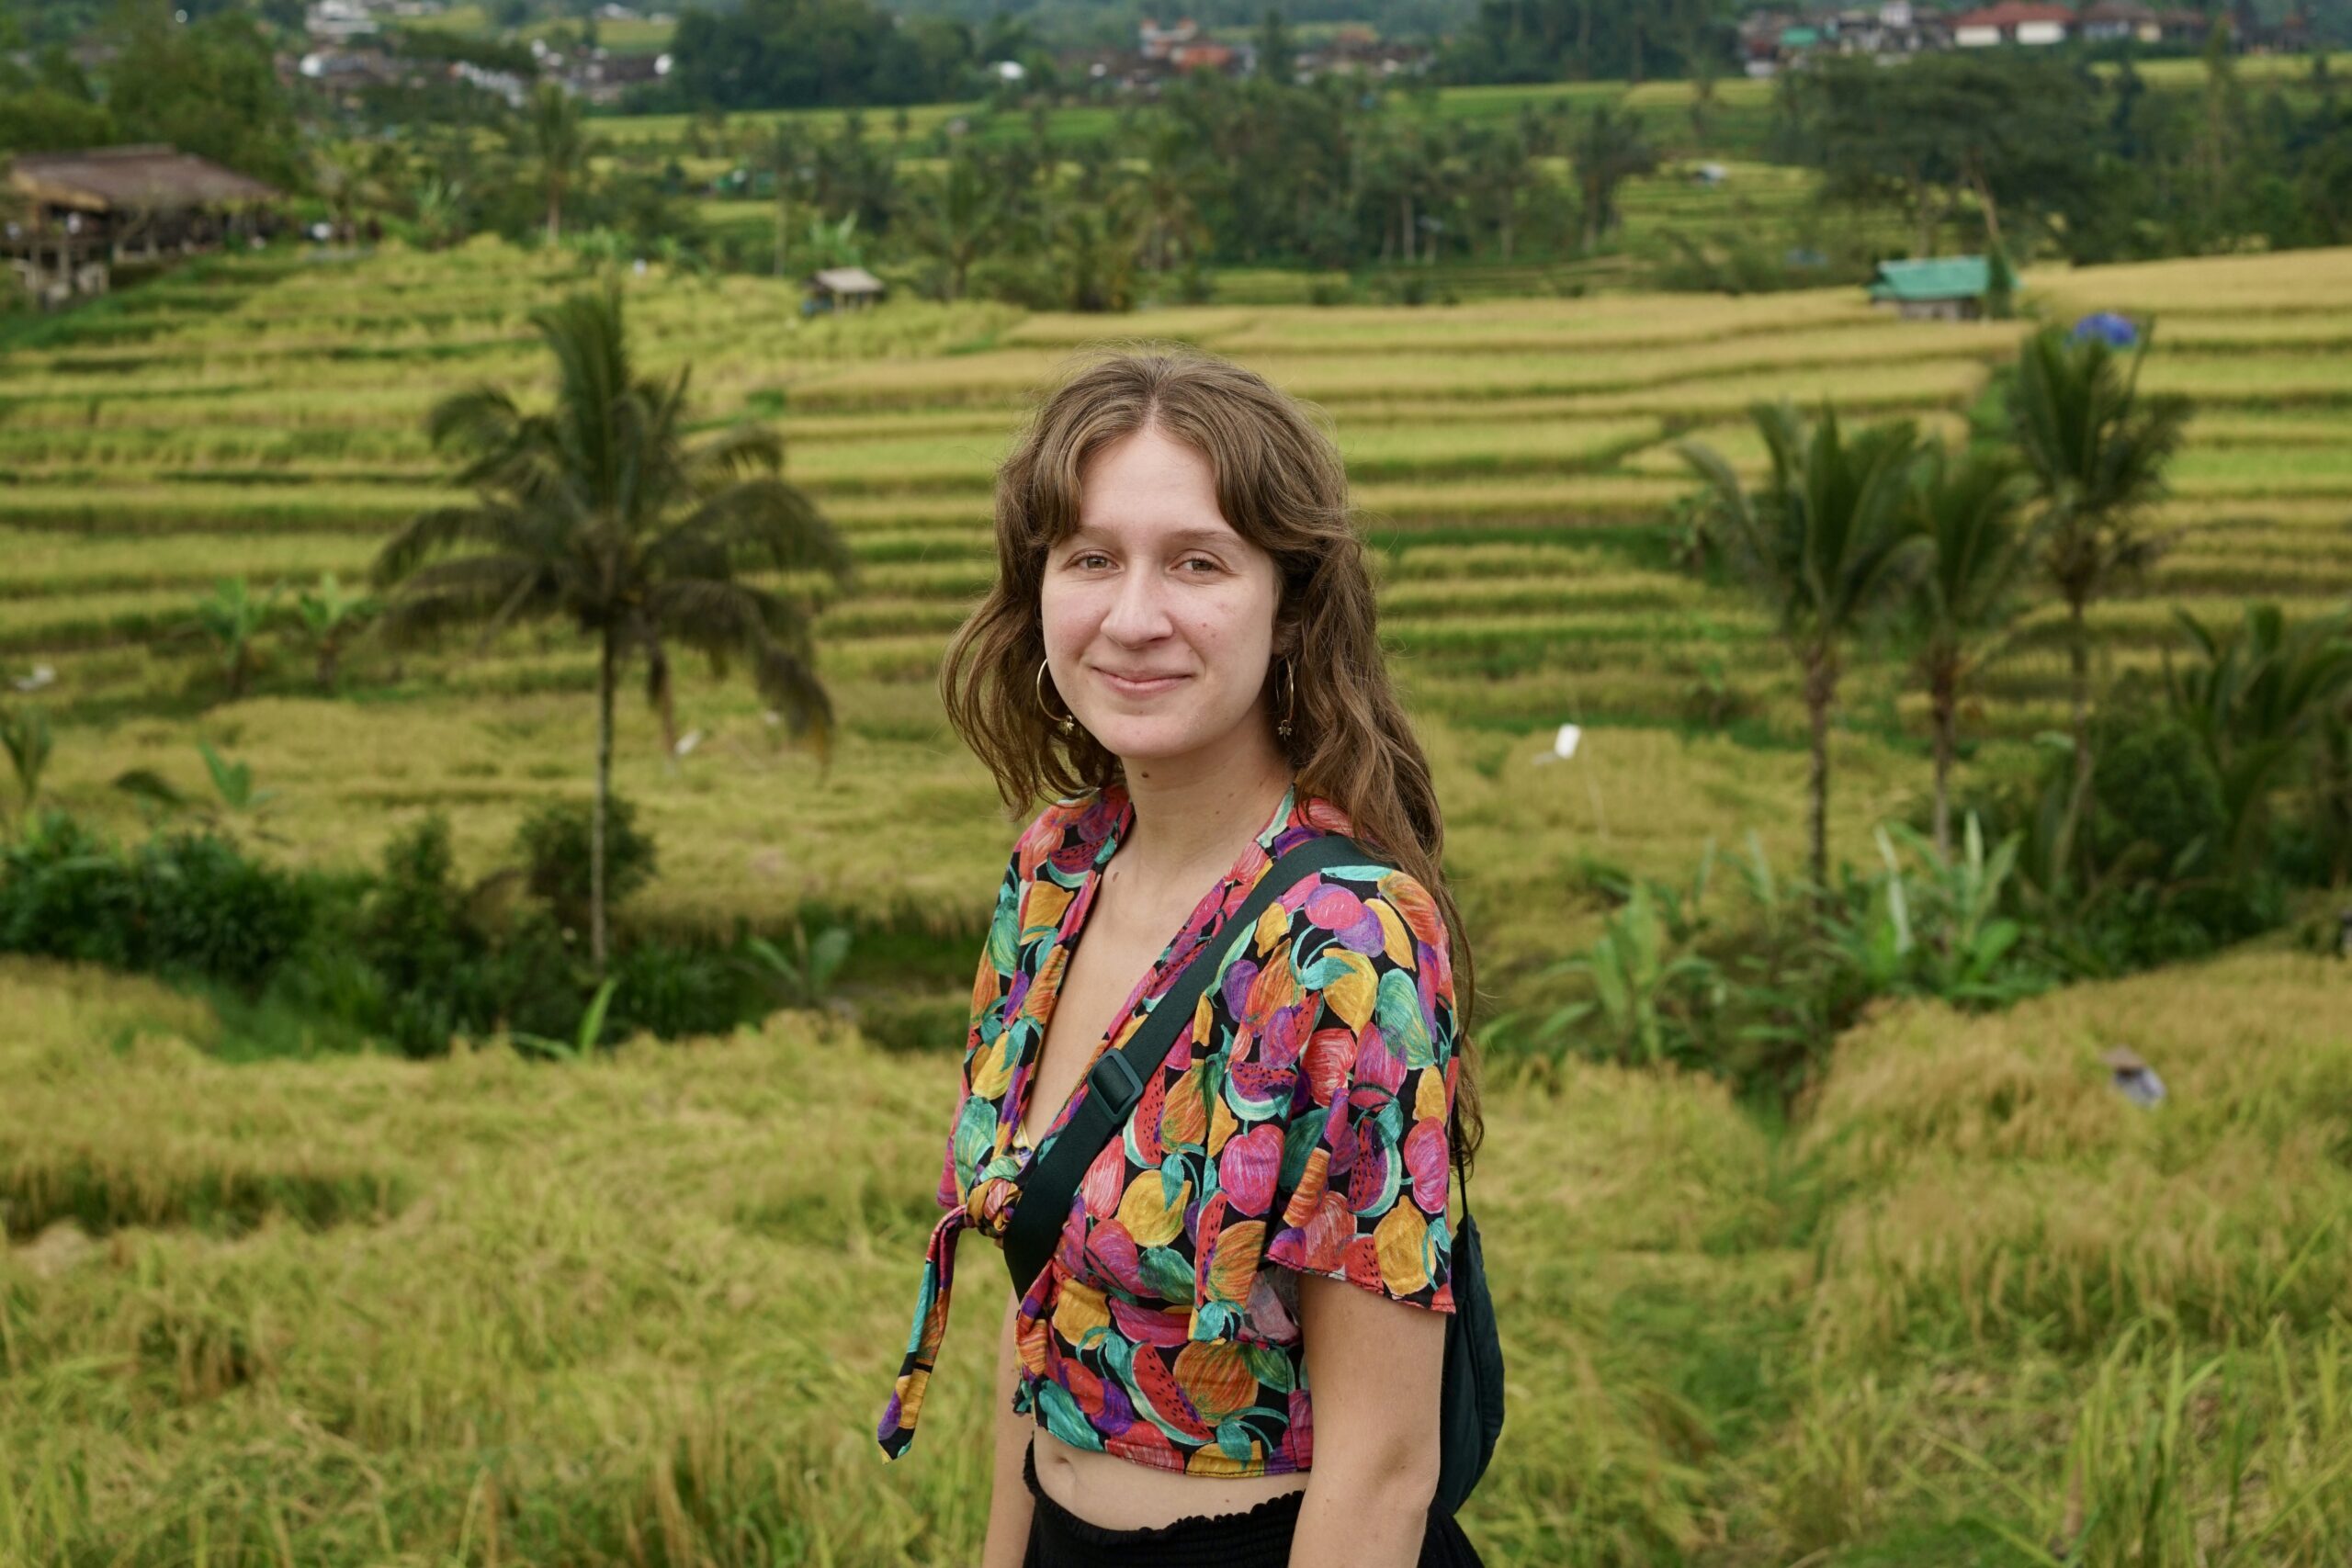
[[875, 775, 1459, 1479]]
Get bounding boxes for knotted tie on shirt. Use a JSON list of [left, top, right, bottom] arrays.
[[876, 1148, 1030, 1458]]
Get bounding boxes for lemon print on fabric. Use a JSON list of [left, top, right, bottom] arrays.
[[1116, 1170, 1192, 1247]]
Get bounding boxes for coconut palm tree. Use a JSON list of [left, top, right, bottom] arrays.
[[524, 81, 595, 245], [370, 283, 854, 975], [902, 152, 1002, 300], [2165, 603, 2352, 868], [1569, 101, 1658, 252], [2007, 322, 2192, 875], [1905, 441, 2040, 858], [1679, 403, 1928, 899]]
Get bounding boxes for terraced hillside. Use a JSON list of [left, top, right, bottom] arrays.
[[2, 243, 2347, 965]]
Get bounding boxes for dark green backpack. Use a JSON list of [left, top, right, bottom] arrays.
[[1004, 831, 1506, 1515]]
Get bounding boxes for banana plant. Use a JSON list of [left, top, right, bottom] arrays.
[[0, 704, 51, 834], [1531, 883, 1724, 1069], [292, 573, 378, 694], [742, 917, 854, 1010], [1822, 817, 2032, 1006], [511, 976, 619, 1063], [113, 738, 284, 842], [187, 577, 282, 702]]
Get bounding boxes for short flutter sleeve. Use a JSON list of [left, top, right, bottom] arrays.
[[1188, 865, 1459, 1346]]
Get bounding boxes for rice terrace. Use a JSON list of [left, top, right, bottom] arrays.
[[5, 18, 2352, 1564]]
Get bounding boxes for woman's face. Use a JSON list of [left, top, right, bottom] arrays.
[[1039, 423, 1284, 772]]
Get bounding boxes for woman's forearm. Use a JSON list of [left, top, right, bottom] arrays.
[[1288, 1471, 1432, 1568], [978, 1291, 1035, 1568]]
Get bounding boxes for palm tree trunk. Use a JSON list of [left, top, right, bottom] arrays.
[[1931, 670, 1957, 861], [1805, 646, 1836, 907], [547, 181, 562, 247], [2058, 594, 2094, 882], [592, 626, 615, 976]]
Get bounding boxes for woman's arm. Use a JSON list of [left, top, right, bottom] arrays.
[[1285, 1272, 1448, 1568], [978, 1288, 1035, 1568]]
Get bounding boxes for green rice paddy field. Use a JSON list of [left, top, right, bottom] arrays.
[[3, 243, 2349, 1564]]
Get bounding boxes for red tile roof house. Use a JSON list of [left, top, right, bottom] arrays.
[[1951, 3, 2076, 47]]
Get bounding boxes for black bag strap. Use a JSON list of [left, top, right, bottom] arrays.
[[1003, 831, 1371, 1297]]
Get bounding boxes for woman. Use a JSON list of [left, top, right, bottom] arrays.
[[876, 348, 1487, 1568]]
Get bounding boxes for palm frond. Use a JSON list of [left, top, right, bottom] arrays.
[[654, 479, 854, 584], [374, 501, 537, 588], [684, 420, 786, 489], [645, 577, 817, 668], [375, 557, 560, 651], [426, 386, 524, 460], [750, 639, 836, 766]]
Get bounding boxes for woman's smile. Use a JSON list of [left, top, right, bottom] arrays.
[[1098, 669, 1191, 696]]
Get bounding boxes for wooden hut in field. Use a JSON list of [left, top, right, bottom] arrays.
[[3, 145, 282, 308], [1867, 255, 1991, 321], [804, 265, 887, 312]]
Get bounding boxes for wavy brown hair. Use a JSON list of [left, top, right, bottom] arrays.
[[938, 344, 1484, 1180]]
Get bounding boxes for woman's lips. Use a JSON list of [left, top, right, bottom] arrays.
[[1099, 671, 1189, 695]]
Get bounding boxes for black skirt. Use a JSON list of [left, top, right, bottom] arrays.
[[1021, 1439, 1486, 1568]]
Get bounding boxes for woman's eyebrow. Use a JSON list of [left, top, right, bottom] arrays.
[[1067, 525, 1236, 548]]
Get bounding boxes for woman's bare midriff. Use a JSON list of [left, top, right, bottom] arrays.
[[1031, 1427, 1308, 1530]]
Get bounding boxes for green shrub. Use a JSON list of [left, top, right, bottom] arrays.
[[360, 813, 486, 998], [606, 937, 760, 1042], [0, 811, 317, 989], [130, 830, 320, 990], [514, 795, 657, 936], [2079, 701, 2229, 880], [0, 810, 141, 968]]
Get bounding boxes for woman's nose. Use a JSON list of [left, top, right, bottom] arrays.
[[1101, 565, 1174, 642]]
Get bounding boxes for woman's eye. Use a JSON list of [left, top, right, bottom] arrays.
[[1069, 554, 1216, 573]]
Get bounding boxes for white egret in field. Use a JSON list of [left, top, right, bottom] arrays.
[[1530, 721, 1582, 764], [1531, 719, 1606, 843]]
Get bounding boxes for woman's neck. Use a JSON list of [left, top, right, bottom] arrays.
[[1112, 753, 1295, 897]]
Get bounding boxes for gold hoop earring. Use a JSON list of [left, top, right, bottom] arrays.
[[1275, 656, 1296, 742], [1035, 657, 1077, 738]]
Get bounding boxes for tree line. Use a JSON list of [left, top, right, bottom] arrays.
[[1784, 35, 2352, 263]]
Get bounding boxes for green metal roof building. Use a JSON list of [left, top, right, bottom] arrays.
[[1867, 255, 1993, 319]]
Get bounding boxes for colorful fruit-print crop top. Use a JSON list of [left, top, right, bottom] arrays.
[[875, 773, 1459, 1478]]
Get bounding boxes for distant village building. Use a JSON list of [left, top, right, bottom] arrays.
[[1137, 17, 1203, 61], [1867, 254, 1991, 320], [304, 0, 380, 42], [451, 57, 530, 107], [1951, 3, 2076, 47], [1741, 0, 2221, 73], [805, 265, 885, 312], [3, 145, 281, 309], [1295, 23, 1425, 81], [571, 48, 667, 107], [296, 44, 407, 102], [2079, 1, 2165, 43], [1738, 4, 1947, 77]]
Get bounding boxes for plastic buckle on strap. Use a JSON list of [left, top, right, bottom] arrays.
[[1086, 1051, 1144, 1107]]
